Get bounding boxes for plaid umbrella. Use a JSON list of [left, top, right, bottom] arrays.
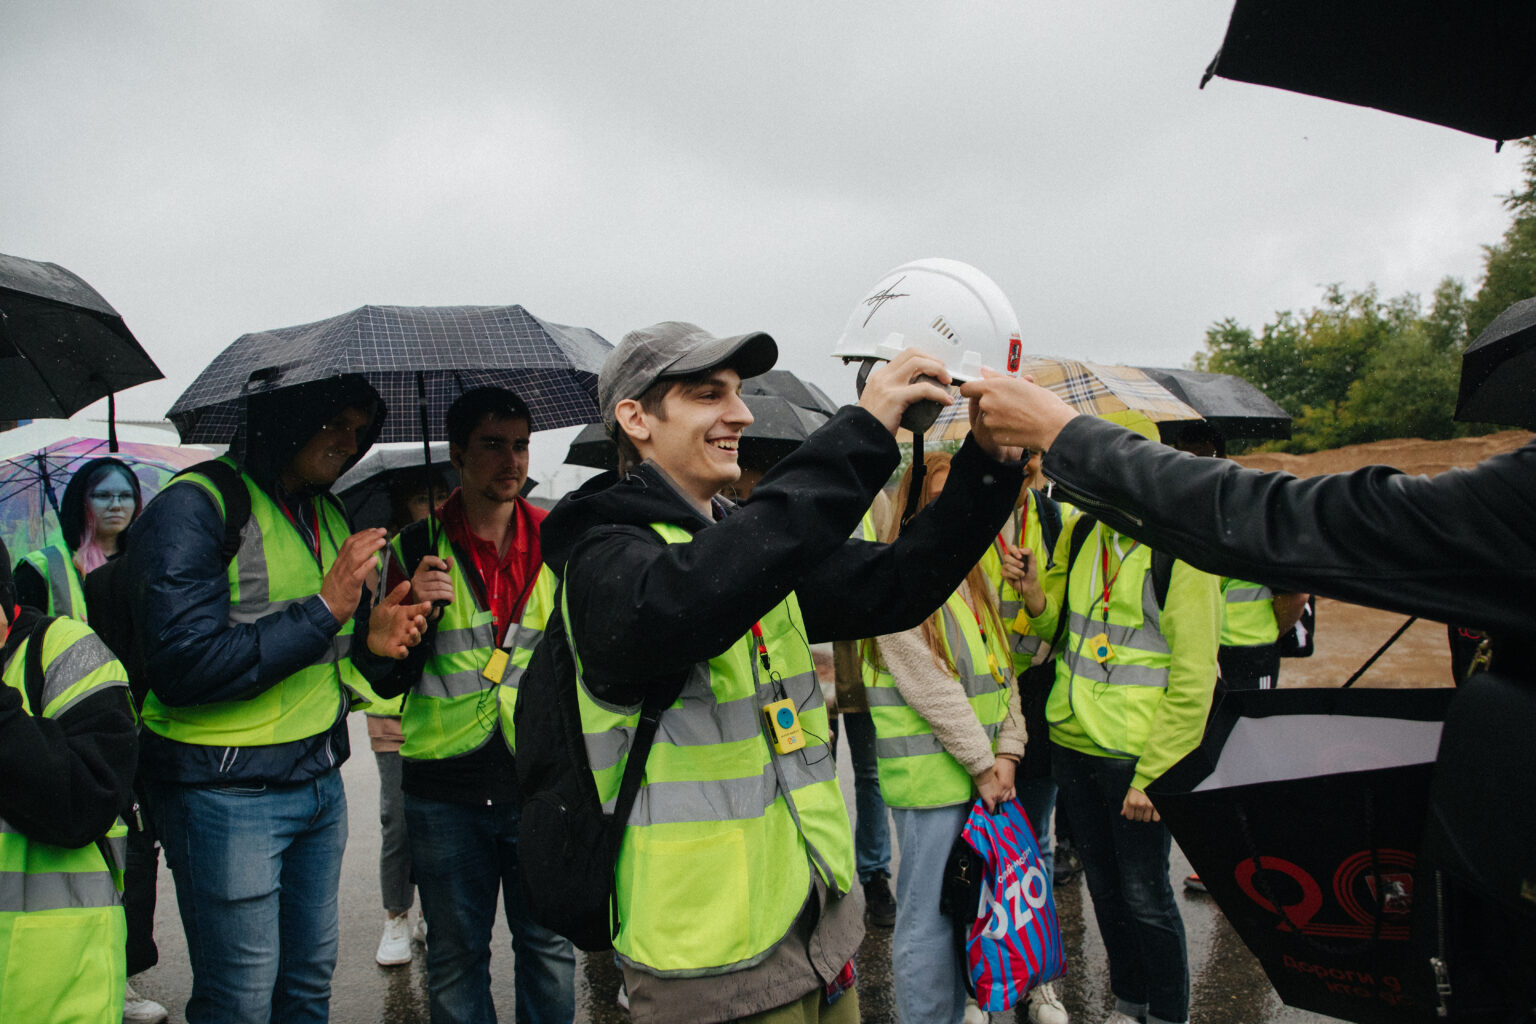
[[904, 356, 1200, 442], [0, 436, 212, 564], [167, 304, 612, 444], [0, 252, 164, 435]]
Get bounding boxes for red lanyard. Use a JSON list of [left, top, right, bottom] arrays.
[[279, 500, 321, 563], [1099, 535, 1140, 622], [750, 621, 771, 673]]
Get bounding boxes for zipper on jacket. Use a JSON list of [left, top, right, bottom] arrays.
[[1430, 868, 1451, 1018]]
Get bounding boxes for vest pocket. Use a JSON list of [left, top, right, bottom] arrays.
[[1, 909, 119, 1023], [625, 827, 750, 971]]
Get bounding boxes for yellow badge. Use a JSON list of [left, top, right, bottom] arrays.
[[1086, 633, 1115, 664], [483, 648, 510, 683], [987, 651, 1007, 685]]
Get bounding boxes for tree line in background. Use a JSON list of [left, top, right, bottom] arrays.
[[1194, 138, 1536, 453]]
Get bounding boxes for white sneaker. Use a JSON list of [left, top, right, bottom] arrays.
[[1027, 980, 1070, 1024], [123, 980, 169, 1024], [963, 996, 989, 1024], [376, 913, 412, 966], [413, 915, 428, 944]]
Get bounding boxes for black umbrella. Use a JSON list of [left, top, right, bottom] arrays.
[[1201, 0, 1536, 144], [740, 369, 841, 416], [166, 304, 611, 444], [1137, 367, 1292, 441], [0, 252, 164, 444], [335, 443, 460, 531], [1454, 296, 1536, 429]]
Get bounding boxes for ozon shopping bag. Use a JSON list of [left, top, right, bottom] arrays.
[[1146, 686, 1455, 1024], [940, 797, 1065, 1012]]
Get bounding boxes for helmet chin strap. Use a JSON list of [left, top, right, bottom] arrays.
[[855, 359, 941, 529]]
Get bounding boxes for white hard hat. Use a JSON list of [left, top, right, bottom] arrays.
[[830, 257, 1022, 381]]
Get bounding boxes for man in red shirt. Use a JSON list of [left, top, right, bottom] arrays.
[[366, 387, 574, 1024]]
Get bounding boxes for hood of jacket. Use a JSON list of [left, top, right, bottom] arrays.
[[541, 461, 721, 573], [233, 374, 386, 497], [59, 456, 145, 552]]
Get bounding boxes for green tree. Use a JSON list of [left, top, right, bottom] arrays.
[[1468, 138, 1536, 340]]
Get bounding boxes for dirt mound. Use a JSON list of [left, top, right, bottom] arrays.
[[1228, 431, 1530, 689], [1232, 429, 1533, 478]]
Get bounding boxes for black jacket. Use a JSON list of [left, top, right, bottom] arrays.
[[541, 406, 1024, 706], [1043, 415, 1536, 653]]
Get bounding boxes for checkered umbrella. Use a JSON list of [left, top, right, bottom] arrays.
[[167, 304, 612, 444], [903, 356, 1201, 443]]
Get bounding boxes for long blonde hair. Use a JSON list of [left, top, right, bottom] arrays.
[[865, 452, 1008, 679]]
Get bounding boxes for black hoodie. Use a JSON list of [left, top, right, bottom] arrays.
[[542, 406, 1023, 707]]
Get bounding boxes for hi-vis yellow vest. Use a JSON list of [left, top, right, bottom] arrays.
[[572, 522, 854, 977], [1046, 523, 1174, 759], [394, 523, 555, 761], [864, 589, 1012, 808], [1220, 577, 1279, 647], [980, 496, 1053, 675], [18, 542, 87, 622], [0, 618, 129, 1024], [141, 461, 353, 746]]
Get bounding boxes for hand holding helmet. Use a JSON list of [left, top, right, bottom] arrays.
[[854, 348, 954, 435]]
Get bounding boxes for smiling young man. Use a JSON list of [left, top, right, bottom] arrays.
[[537, 321, 1024, 1023], [129, 375, 430, 1024], [365, 387, 575, 1024]]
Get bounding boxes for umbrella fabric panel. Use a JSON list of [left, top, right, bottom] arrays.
[[168, 305, 610, 443], [1206, 0, 1536, 142], [0, 252, 165, 419], [1454, 296, 1536, 430], [1138, 367, 1292, 440]]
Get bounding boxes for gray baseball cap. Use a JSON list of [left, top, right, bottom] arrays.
[[599, 321, 778, 431]]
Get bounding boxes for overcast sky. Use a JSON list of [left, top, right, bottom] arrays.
[[4, 2, 1526, 481]]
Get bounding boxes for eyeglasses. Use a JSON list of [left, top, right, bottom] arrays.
[[89, 491, 135, 506]]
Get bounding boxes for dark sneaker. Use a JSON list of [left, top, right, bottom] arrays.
[[1054, 841, 1083, 883], [1184, 873, 1208, 893], [863, 873, 896, 928]]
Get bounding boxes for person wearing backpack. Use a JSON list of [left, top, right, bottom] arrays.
[[534, 323, 1023, 1023], [0, 536, 138, 1023], [363, 387, 576, 1024], [1004, 437, 1221, 1024], [862, 451, 1026, 1024], [124, 375, 431, 1024]]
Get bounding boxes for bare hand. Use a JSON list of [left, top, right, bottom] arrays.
[[974, 759, 1017, 813], [320, 529, 389, 625], [367, 581, 434, 660], [1000, 542, 1045, 616], [410, 555, 455, 608], [958, 370, 1078, 451], [1121, 785, 1160, 823], [968, 381, 1024, 462], [856, 347, 953, 435]]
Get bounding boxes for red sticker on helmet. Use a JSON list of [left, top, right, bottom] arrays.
[[1006, 335, 1022, 373]]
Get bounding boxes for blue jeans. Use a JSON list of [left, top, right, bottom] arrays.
[[1016, 776, 1058, 882], [404, 794, 575, 1024], [1052, 744, 1189, 1024], [150, 770, 347, 1024], [891, 803, 970, 1024], [842, 711, 892, 882]]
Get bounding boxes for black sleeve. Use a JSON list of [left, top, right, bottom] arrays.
[[0, 684, 136, 848], [14, 561, 47, 612], [1043, 414, 1536, 636], [797, 433, 1024, 641]]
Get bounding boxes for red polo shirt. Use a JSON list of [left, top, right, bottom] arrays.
[[432, 489, 546, 647]]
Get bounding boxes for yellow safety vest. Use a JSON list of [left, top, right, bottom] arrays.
[[394, 521, 554, 761], [141, 461, 354, 746], [18, 542, 87, 622], [865, 588, 1012, 808], [980, 496, 1053, 676], [0, 618, 129, 1024], [572, 522, 854, 977], [1220, 577, 1279, 647]]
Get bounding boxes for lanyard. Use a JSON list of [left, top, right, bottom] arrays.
[[749, 621, 771, 673], [1098, 530, 1140, 623], [279, 500, 321, 564], [968, 601, 1008, 685]]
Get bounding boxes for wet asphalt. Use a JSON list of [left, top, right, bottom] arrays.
[[130, 713, 1337, 1023]]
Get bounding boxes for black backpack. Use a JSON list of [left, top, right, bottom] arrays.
[[83, 459, 251, 708], [512, 581, 687, 952]]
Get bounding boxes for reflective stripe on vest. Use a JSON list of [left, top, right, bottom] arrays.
[[20, 543, 87, 622], [140, 462, 350, 746], [866, 589, 1012, 808], [571, 522, 855, 978], [1220, 577, 1279, 647], [0, 618, 129, 1023], [1047, 525, 1173, 758]]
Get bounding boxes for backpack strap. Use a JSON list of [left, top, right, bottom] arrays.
[[173, 459, 252, 566], [1150, 549, 1175, 611], [1046, 514, 1099, 656], [1034, 491, 1063, 569], [23, 613, 56, 717]]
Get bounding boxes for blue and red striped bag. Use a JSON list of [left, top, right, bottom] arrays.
[[940, 797, 1066, 1011]]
